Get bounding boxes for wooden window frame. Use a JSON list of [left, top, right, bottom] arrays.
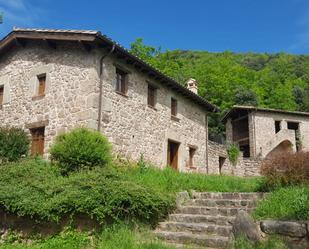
[[0, 85, 4, 107], [147, 84, 157, 108], [115, 68, 128, 95], [37, 74, 46, 96]]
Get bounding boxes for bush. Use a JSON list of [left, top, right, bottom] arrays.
[[50, 128, 112, 173], [260, 152, 309, 189], [227, 143, 240, 166], [0, 126, 30, 163], [0, 159, 173, 225]]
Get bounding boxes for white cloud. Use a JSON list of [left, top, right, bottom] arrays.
[[0, 0, 46, 38], [0, 0, 26, 10]]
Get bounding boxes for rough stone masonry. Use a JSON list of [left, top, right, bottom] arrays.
[[0, 28, 219, 173]]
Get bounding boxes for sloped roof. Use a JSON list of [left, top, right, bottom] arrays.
[[0, 28, 219, 113], [222, 105, 309, 123]]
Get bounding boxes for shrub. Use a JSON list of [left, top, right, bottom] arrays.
[[227, 143, 240, 166], [0, 159, 173, 225], [260, 152, 309, 188], [0, 126, 30, 163], [50, 128, 112, 173]]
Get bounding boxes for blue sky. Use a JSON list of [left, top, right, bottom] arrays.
[[0, 0, 309, 54]]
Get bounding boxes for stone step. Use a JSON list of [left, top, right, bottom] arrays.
[[192, 192, 265, 200], [163, 241, 214, 249], [155, 231, 229, 248], [188, 198, 257, 208], [177, 206, 254, 216], [169, 214, 234, 226], [157, 222, 232, 237]]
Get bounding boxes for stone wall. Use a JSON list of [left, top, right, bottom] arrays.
[[253, 111, 309, 157], [207, 140, 262, 177], [97, 55, 208, 172], [0, 41, 209, 172], [0, 42, 98, 155]]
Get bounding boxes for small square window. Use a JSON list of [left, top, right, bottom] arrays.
[[0, 85, 4, 105], [147, 85, 157, 108], [171, 98, 177, 116], [37, 74, 46, 96], [116, 68, 128, 95]]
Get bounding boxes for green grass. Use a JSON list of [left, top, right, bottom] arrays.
[[120, 163, 264, 194], [0, 158, 263, 225], [232, 236, 289, 249], [254, 186, 309, 220], [0, 225, 174, 249]]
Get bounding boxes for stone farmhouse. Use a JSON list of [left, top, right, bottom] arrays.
[[0, 28, 219, 173], [206, 106, 309, 177], [222, 105, 309, 158]]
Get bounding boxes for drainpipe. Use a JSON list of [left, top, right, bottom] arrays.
[[97, 44, 116, 132], [205, 114, 209, 174]]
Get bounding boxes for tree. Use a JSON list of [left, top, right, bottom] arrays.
[[234, 88, 259, 106], [130, 38, 160, 62]]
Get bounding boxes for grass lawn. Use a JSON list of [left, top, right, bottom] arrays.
[[120, 163, 264, 194]]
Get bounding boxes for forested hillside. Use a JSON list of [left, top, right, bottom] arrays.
[[130, 39, 309, 137]]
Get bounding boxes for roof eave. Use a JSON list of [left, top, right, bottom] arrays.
[[0, 29, 219, 113]]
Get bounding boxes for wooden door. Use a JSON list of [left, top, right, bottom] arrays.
[[167, 140, 179, 170], [30, 127, 45, 155], [219, 157, 226, 174]]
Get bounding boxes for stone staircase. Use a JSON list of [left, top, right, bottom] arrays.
[[155, 192, 265, 249]]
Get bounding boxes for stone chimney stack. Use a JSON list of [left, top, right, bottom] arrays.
[[186, 78, 198, 94]]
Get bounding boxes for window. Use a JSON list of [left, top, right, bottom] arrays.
[[116, 68, 128, 95], [30, 127, 45, 155], [171, 98, 177, 116], [37, 74, 46, 96], [188, 147, 196, 168], [0, 85, 3, 106], [147, 85, 157, 108], [275, 120, 281, 133]]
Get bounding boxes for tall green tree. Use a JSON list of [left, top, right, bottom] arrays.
[[130, 39, 309, 136]]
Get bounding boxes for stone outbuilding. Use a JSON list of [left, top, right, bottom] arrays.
[[222, 105, 309, 158], [0, 28, 219, 173]]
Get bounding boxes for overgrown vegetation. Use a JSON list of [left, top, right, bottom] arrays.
[[260, 152, 309, 189], [0, 225, 174, 249], [0, 158, 172, 225], [232, 236, 288, 249], [50, 128, 112, 174], [0, 126, 29, 164], [129, 39, 309, 137], [0, 126, 307, 249], [120, 163, 264, 194], [227, 143, 240, 166], [254, 186, 309, 220]]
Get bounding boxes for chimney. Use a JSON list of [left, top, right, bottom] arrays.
[[186, 78, 198, 94]]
